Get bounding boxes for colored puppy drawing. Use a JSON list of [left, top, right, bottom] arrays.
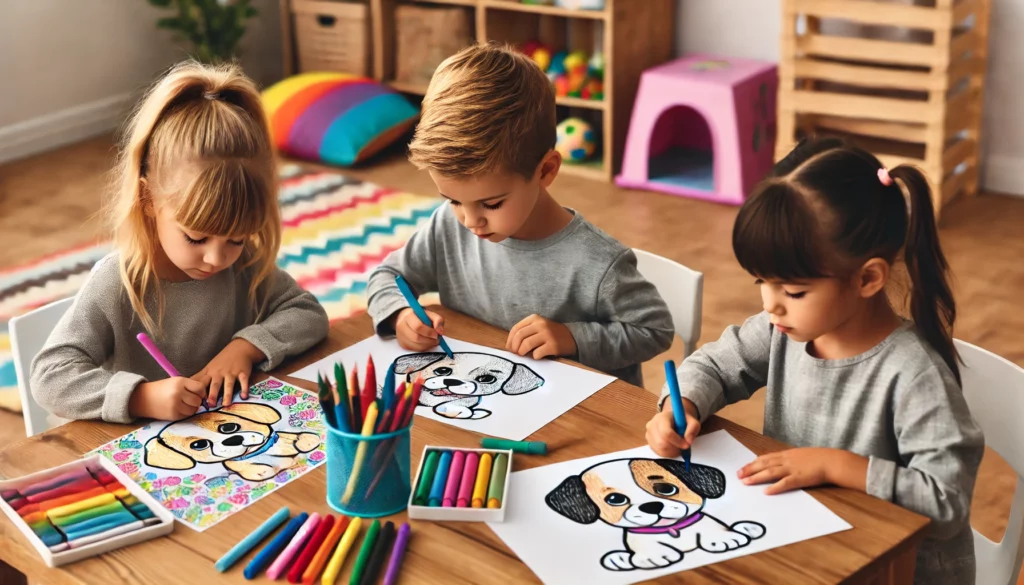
[[546, 458, 766, 571], [144, 403, 321, 482], [394, 352, 544, 420]]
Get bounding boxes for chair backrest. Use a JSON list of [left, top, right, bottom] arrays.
[[633, 249, 704, 359], [955, 339, 1024, 585], [9, 297, 74, 437]]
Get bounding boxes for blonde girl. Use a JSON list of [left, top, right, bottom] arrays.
[[31, 61, 329, 423]]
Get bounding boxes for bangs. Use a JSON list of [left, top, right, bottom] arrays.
[[732, 181, 831, 281], [175, 160, 271, 238]]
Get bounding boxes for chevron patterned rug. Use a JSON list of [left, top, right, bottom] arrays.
[[0, 165, 440, 413]]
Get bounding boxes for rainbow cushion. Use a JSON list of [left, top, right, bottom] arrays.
[[262, 73, 419, 166]]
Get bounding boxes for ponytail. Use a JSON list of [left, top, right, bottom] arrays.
[[889, 165, 960, 384]]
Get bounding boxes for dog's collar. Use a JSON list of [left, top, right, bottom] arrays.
[[236, 432, 279, 461], [627, 513, 703, 537]]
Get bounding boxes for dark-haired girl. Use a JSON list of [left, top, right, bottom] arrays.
[[646, 138, 983, 584]]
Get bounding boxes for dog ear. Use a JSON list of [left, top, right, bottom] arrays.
[[220, 403, 281, 424], [657, 459, 727, 499], [393, 353, 446, 376], [144, 437, 197, 471], [545, 475, 600, 524], [501, 363, 544, 395]]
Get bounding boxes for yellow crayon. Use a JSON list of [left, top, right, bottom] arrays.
[[471, 453, 493, 508], [322, 516, 362, 585]]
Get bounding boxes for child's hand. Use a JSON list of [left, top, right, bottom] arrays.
[[506, 314, 577, 360], [393, 308, 446, 352], [738, 447, 868, 495], [645, 398, 701, 458], [129, 378, 206, 421], [193, 339, 265, 407]]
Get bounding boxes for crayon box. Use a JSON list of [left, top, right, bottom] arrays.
[[407, 445, 513, 523]]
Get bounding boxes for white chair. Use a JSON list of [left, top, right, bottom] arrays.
[[955, 339, 1024, 585], [10, 297, 74, 438], [633, 249, 704, 360]]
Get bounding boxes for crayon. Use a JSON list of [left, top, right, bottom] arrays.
[[322, 516, 361, 585], [50, 500, 126, 526], [456, 452, 479, 508], [288, 514, 335, 583], [215, 506, 290, 572], [61, 510, 138, 535], [480, 438, 547, 455], [18, 486, 108, 517], [349, 519, 380, 585], [66, 518, 162, 550], [382, 523, 411, 585], [267, 513, 321, 580], [357, 521, 394, 585], [303, 515, 348, 584], [472, 453, 493, 508], [63, 513, 141, 541], [245, 512, 308, 580], [428, 451, 453, 507], [487, 453, 509, 509], [21, 467, 91, 496], [413, 450, 440, 506], [442, 451, 465, 507], [47, 493, 116, 519], [25, 477, 100, 503]]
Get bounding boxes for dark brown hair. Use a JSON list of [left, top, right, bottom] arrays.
[[733, 137, 959, 383]]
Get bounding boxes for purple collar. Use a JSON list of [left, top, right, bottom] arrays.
[[628, 513, 703, 537]]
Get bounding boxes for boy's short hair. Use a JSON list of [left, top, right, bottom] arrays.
[[408, 42, 556, 180]]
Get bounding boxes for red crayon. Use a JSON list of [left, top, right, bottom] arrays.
[[25, 477, 100, 504]]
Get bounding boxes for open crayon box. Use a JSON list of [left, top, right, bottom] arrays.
[[0, 454, 174, 567], [407, 445, 513, 523]]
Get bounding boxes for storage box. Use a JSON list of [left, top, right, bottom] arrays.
[[0, 455, 174, 568], [407, 446, 512, 523], [293, 0, 371, 76], [394, 4, 473, 86]]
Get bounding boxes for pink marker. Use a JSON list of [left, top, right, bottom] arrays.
[[136, 332, 180, 377], [442, 451, 466, 507], [266, 512, 320, 580], [456, 452, 479, 508]]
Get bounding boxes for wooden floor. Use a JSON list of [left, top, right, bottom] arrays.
[[2, 135, 1022, 581]]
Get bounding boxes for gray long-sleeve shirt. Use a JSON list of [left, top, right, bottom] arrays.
[[367, 205, 674, 386], [31, 253, 329, 423], [662, 311, 984, 585]]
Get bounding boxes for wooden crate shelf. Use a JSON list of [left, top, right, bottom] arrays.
[[777, 0, 991, 219]]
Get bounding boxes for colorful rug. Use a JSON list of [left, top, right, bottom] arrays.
[[0, 165, 440, 413]]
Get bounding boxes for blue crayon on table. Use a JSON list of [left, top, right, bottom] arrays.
[[394, 275, 454, 359], [62, 510, 138, 535], [244, 512, 308, 580], [664, 360, 691, 471], [64, 514, 141, 541], [216, 506, 290, 572], [427, 450, 453, 507]]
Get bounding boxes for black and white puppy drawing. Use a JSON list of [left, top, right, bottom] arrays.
[[393, 352, 544, 420], [546, 458, 766, 571]]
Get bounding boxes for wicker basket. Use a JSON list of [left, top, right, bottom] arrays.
[[395, 5, 472, 86], [292, 0, 370, 76]]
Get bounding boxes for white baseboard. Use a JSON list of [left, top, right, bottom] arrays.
[[0, 93, 133, 165], [982, 154, 1024, 198]]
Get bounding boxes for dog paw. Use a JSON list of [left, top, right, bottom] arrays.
[[600, 550, 635, 571], [732, 521, 766, 540], [630, 547, 683, 569], [295, 433, 321, 453], [237, 465, 278, 482], [470, 409, 491, 420], [699, 530, 751, 553], [436, 404, 474, 419]]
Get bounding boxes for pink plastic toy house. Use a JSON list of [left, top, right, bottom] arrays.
[[616, 55, 778, 205]]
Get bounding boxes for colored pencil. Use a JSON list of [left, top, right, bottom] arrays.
[[317, 374, 337, 430], [361, 356, 376, 423], [334, 363, 351, 434], [322, 516, 361, 585], [382, 362, 396, 412], [456, 451, 479, 508], [341, 403, 379, 505], [303, 515, 348, 585], [394, 274, 454, 358], [288, 514, 335, 583], [357, 521, 394, 585], [245, 512, 308, 580], [382, 523, 411, 585], [215, 507, 290, 572], [350, 369, 361, 431], [348, 520, 380, 585], [267, 513, 321, 580], [375, 409, 392, 435]]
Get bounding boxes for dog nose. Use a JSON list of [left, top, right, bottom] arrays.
[[639, 502, 664, 515], [443, 378, 464, 387], [222, 435, 244, 447]]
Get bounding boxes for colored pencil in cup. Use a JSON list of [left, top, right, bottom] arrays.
[[361, 356, 376, 422], [341, 402, 379, 505], [350, 369, 361, 431], [317, 374, 337, 430], [334, 363, 351, 433]]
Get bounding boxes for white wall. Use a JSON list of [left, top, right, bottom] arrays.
[[0, 0, 283, 163], [676, 0, 1024, 196]]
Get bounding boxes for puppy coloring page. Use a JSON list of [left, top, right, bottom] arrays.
[[91, 378, 326, 531], [290, 335, 616, 440], [488, 431, 851, 584]]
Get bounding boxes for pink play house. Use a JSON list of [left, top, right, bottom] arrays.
[[616, 55, 778, 205]]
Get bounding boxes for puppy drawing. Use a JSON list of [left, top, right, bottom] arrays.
[[144, 403, 321, 482], [394, 352, 544, 420], [546, 458, 766, 571]]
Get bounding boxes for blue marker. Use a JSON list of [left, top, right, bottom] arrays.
[[243, 512, 307, 580], [664, 360, 691, 471], [395, 275, 454, 359], [383, 362, 396, 412], [428, 450, 453, 507], [216, 506, 290, 572]]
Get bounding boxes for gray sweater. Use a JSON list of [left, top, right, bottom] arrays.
[[31, 253, 329, 423], [367, 205, 674, 386], [662, 311, 984, 585]]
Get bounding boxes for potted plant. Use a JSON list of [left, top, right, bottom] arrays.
[[147, 0, 260, 63]]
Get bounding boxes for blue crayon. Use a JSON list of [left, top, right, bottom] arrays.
[[428, 450, 453, 507], [64, 515, 139, 541], [244, 512, 307, 580], [215, 507, 290, 572], [63, 511, 138, 535]]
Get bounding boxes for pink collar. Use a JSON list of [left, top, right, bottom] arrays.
[[627, 513, 703, 537]]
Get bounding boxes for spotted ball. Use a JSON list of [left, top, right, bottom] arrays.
[[555, 117, 597, 162]]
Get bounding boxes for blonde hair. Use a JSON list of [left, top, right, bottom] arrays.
[[408, 42, 556, 179], [105, 60, 280, 335]]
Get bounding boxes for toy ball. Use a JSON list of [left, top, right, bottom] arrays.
[[549, 51, 568, 76], [554, 75, 571, 97], [556, 117, 597, 162], [532, 47, 552, 72], [564, 51, 588, 72]]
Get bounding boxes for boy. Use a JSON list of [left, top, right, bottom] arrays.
[[367, 43, 673, 386]]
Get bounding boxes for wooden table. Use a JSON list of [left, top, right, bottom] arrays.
[[0, 308, 929, 585]]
